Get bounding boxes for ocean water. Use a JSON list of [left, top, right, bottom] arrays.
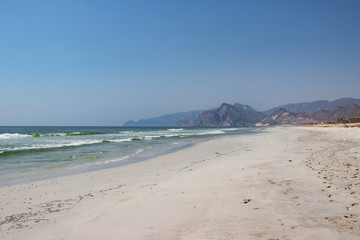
[[0, 126, 261, 186]]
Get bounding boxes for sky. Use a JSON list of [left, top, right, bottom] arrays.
[[1, 0, 359, 126]]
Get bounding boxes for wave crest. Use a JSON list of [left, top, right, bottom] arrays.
[[0, 139, 103, 155], [0, 133, 32, 139]]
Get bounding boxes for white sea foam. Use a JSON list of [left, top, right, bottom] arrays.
[[102, 156, 130, 164], [66, 155, 131, 170], [119, 131, 133, 134], [144, 130, 224, 139], [144, 135, 162, 140], [164, 134, 178, 137], [168, 128, 183, 132], [196, 130, 225, 135], [106, 138, 132, 143], [222, 128, 239, 131], [2, 139, 103, 152], [0, 133, 31, 139], [134, 148, 144, 155]]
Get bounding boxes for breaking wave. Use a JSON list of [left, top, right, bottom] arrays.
[[0, 139, 103, 156], [0, 133, 32, 139], [28, 132, 103, 137]]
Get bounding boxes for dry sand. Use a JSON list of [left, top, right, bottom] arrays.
[[1, 127, 360, 239]]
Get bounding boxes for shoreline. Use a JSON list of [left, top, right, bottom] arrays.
[[0, 141, 198, 188], [0, 127, 260, 187], [1, 127, 360, 239], [305, 122, 360, 128]]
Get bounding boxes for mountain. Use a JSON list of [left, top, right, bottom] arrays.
[[176, 103, 265, 127], [123, 97, 360, 127], [310, 104, 360, 122], [259, 104, 360, 126], [123, 110, 201, 127], [263, 98, 360, 115], [233, 103, 266, 122], [259, 108, 317, 126]]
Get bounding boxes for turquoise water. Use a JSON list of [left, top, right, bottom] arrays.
[[0, 126, 261, 186]]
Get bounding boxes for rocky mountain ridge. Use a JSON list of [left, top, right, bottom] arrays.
[[259, 103, 360, 126], [177, 103, 265, 127], [124, 98, 360, 127], [263, 98, 360, 115], [123, 110, 202, 127], [257, 108, 316, 126]]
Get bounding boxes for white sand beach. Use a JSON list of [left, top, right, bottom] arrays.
[[1, 127, 360, 240]]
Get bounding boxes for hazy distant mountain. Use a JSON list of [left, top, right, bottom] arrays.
[[259, 108, 317, 126], [234, 103, 266, 122], [263, 98, 360, 115], [176, 103, 265, 127], [310, 104, 360, 122], [123, 110, 201, 127], [259, 104, 360, 126], [123, 97, 360, 127]]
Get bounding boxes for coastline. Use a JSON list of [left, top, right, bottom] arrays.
[[0, 127, 258, 187], [1, 127, 360, 239], [0, 140, 198, 188], [306, 123, 360, 128]]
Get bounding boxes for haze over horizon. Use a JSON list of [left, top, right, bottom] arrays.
[[1, 0, 360, 126]]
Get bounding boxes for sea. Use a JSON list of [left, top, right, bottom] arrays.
[[0, 126, 261, 186]]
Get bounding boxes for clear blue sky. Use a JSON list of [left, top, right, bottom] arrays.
[[1, 0, 359, 125]]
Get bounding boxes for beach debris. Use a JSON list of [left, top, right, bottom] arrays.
[[268, 179, 276, 185], [243, 198, 251, 204], [326, 214, 360, 233]]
